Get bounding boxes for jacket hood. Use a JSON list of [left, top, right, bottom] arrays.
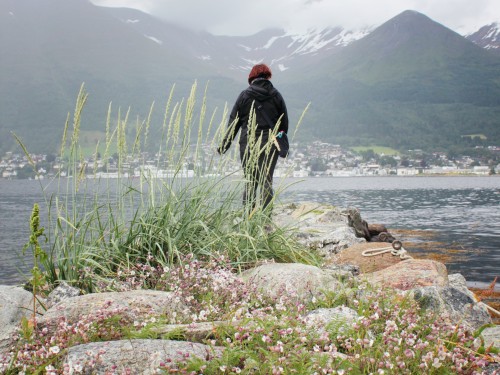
[[246, 79, 278, 102]]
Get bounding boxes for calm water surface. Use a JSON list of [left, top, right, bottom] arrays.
[[1, 176, 499, 287]]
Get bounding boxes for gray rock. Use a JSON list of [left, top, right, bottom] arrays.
[[45, 281, 81, 309], [241, 263, 345, 302], [482, 326, 500, 349], [0, 285, 37, 355], [410, 283, 491, 331], [448, 273, 471, 295], [483, 363, 500, 375], [274, 202, 348, 229], [151, 321, 229, 343], [314, 227, 366, 256], [304, 306, 358, 335], [39, 290, 187, 331], [323, 263, 360, 277], [274, 203, 366, 256], [64, 339, 223, 374]]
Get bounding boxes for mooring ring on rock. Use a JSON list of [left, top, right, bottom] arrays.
[[392, 240, 402, 250]]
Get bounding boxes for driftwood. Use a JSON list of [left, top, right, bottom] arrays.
[[346, 208, 371, 240], [342, 209, 396, 244]]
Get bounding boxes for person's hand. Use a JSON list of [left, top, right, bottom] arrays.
[[217, 142, 231, 155]]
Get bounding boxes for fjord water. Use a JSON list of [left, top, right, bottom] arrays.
[[0, 176, 499, 288]]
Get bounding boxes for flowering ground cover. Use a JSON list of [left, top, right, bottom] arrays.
[[1, 255, 498, 374]]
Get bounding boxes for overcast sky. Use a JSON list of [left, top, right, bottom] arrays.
[[90, 0, 499, 36]]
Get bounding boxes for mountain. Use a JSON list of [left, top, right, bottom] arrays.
[[104, 6, 371, 77], [289, 10, 500, 149], [0, 0, 230, 153], [1, 2, 500, 155], [466, 22, 500, 53]]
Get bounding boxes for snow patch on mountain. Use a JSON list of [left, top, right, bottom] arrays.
[[239, 26, 371, 57], [237, 44, 252, 52], [218, 26, 373, 74], [278, 26, 372, 56], [232, 58, 265, 72], [333, 28, 372, 46], [484, 23, 500, 47], [126, 19, 139, 24], [263, 36, 280, 49], [145, 35, 162, 45], [286, 29, 340, 55], [466, 22, 500, 50], [242, 58, 264, 66]]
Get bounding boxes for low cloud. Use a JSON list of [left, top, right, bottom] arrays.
[[90, 0, 499, 35]]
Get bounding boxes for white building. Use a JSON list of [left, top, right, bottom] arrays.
[[397, 168, 418, 176]]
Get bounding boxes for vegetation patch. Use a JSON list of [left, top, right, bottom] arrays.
[[462, 134, 487, 140], [2, 257, 498, 374], [350, 146, 400, 156]]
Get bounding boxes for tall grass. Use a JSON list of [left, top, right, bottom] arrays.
[[17, 82, 318, 292]]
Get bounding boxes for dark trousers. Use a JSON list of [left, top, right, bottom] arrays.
[[240, 145, 279, 212]]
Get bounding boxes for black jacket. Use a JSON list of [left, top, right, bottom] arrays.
[[219, 78, 288, 154]]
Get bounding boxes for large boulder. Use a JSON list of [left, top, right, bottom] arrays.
[[274, 202, 347, 229], [274, 203, 366, 256], [364, 259, 448, 291], [409, 274, 492, 331], [328, 242, 410, 273], [0, 286, 38, 355], [39, 290, 187, 330], [45, 281, 81, 309], [240, 263, 345, 302], [64, 339, 223, 374]]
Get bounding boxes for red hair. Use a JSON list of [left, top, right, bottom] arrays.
[[248, 64, 272, 84]]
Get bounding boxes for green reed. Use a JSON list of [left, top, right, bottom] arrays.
[[16, 81, 317, 291]]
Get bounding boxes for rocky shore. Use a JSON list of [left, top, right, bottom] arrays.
[[1, 202, 499, 374]]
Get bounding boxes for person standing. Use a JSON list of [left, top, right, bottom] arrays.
[[217, 63, 289, 213]]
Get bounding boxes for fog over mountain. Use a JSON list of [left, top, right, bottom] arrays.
[[90, 0, 500, 37], [1, 0, 499, 154]]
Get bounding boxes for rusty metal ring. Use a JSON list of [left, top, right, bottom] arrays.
[[392, 240, 402, 250]]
